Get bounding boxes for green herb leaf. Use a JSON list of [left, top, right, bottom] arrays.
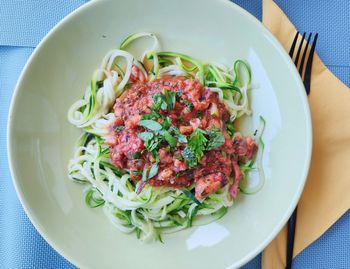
[[131, 151, 141, 159], [163, 130, 177, 147], [163, 145, 171, 153], [151, 90, 177, 112], [138, 131, 154, 142], [131, 170, 143, 176], [178, 115, 185, 124], [183, 99, 193, 111], [175, 154, 183, 161], [161, 102, 167, 110], [182, 128, 208, 167], [163, 89, 177, 110], [176, 90, 183, 97], [139, 120, 162, 131], [151, 150, 160, 163], [206, 126, 225, 151], [142, 111, 160, 120], [176, 134, 187, 143], [170, 126, 188, 143], [182, 147, 196, 167], [148, 163, 159, 179], [140, 163, 159, 183], [161, 116, 171, 130], [147, 138, 161, 152], [114, 125, 124, 132], [152, 93, 165, 111], [141, 167, 149, 181]]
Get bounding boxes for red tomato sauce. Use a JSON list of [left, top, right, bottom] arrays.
[[107, 66, 257, 200]]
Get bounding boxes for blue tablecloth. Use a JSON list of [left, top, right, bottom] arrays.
[[1, 1, 349, 268]]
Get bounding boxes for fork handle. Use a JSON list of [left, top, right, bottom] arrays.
[[286, 207, 298, 269]]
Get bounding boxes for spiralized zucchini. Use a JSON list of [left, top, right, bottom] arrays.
[[67, 33, 261, 242]]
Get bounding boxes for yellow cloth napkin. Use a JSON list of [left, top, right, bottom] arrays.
[[261, 0, 350, 268]]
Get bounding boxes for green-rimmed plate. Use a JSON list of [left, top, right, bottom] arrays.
[[8, 0, 312, 268]]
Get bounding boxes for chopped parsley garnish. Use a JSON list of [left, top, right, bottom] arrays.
[[178, 115, 185, 124], [162, 130, 177, 147], [206, 126, 225, 151], [163, 89, 177, 110], [145, 137, 161, 152], [183, 99, 193, 111], [175, 172, 182, 177], [176, 133, 187, 143], [169, 126, 187, 143], [139, 120, 162, 131], [114, 125, 124, 132], [182, 147, 197, 167], [142, 110, 160, 120], [151, 89, 178, 112], [141, 163, 159, 182], [181, 127, 225, 167], [152, 93, 165, 111], [139, 90, 224, 169], [139, 113, 187, 153], [138, 131, 154, 142], [136, 149, 160, 193], [141, 167, 149, 181], [163, 145, 171, 152], [176, 90, 183, 96], [151, 149, 160, 163], [130, 151, 141, 159], [139, 133, 160, 152], [196, 111, 203, 119], [161, 116, 172, 130], [148, 163, 159, 179], [182, 128, 208, 168], [131, 170, 143, 176], [175, 154, 183, 161]]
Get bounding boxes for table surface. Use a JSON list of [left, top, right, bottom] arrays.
[[1, 1, 349, 268]]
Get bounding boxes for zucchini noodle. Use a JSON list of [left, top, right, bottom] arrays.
[[68, 33, 262, 242]]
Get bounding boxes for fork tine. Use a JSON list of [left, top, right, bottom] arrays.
[[298, 33, 312, 76], [294, 32, 306, 68], [303, 33, 318, 95], [289, 31, 299, 58]]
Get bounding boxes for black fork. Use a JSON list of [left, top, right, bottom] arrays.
[[286, 32, 318, 269]]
